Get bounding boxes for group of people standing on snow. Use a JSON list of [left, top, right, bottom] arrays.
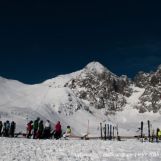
[[0, 118, 71, 140], [0, 120, 16, 137], [26, 117, 72, 139]]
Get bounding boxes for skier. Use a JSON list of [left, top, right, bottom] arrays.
[[37, 120, 44, 139], [0, 121, 3, 136], [63, 126, 71, 138], [54, 121, 62, 139], [33, 117, 40, 139], [27, 121, 33, 138], [44, 120, 51, 139], [10, 121, 16, 137]]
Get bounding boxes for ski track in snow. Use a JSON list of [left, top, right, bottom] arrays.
[[0, 138, 161, 161]]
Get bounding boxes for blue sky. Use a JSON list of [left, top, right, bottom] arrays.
[[0, 1, 161, 84]]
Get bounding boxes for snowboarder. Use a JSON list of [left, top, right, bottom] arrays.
[[54, 121, 62, 139], [0, 121, 3, 136], [37, 120, 44, 139], [33, 117, 40, 139], [44, 120, 51, 139], [27, 121, 33, 138], [10, 121, 16, 137], [63, 126, 71, 138]]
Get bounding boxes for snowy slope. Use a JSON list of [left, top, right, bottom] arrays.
[[0, 80, 89, 134], [0, 62, 161, 136], [0, 65, 102, 135]]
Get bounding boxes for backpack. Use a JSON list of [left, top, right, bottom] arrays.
[[33, 120, 38, 130]]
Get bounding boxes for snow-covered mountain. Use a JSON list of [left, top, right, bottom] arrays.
[[0, 61, 161, 136]]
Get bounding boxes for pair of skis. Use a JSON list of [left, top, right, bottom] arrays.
[[140, 120, 151, 142]]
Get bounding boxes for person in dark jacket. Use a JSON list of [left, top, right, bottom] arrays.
[[33, 117, 40, 139], [37, 120, 44, 139], [54, 121, 62, 139], [27, 121, 33, 138], [5, 121, 10, 137], [0, 121, 3, 136], [3, 122, 6, 137], [10, 121, 16, 137]]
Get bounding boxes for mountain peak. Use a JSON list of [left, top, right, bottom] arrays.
[[85, 61, 109, 73]]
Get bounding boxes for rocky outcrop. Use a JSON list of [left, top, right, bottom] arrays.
[[65, 62, 132, 114], [134, 65, 161, 113]]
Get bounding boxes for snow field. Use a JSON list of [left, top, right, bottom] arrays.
[[0, 138, 161, 161]]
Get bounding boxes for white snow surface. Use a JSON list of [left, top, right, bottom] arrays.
[[0, 138, 161, 161]]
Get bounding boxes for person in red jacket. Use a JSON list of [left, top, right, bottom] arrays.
[[54, 121, 62, 139], [27, 121, 33, 138]]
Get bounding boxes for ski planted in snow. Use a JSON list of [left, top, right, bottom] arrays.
[[100, 123, 103, 139], [148, 120, 151, 142], [141, 121, 143, 138]]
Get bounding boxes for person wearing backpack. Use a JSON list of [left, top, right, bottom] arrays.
[[5, 121, 10, 137], [54, 121, 62, 139], [37, 120, 44, 139], [27, 121, 33, 138], [33, 117, 40, 139], [10, 121, 16, 137], [3, 122, 6, 137]]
